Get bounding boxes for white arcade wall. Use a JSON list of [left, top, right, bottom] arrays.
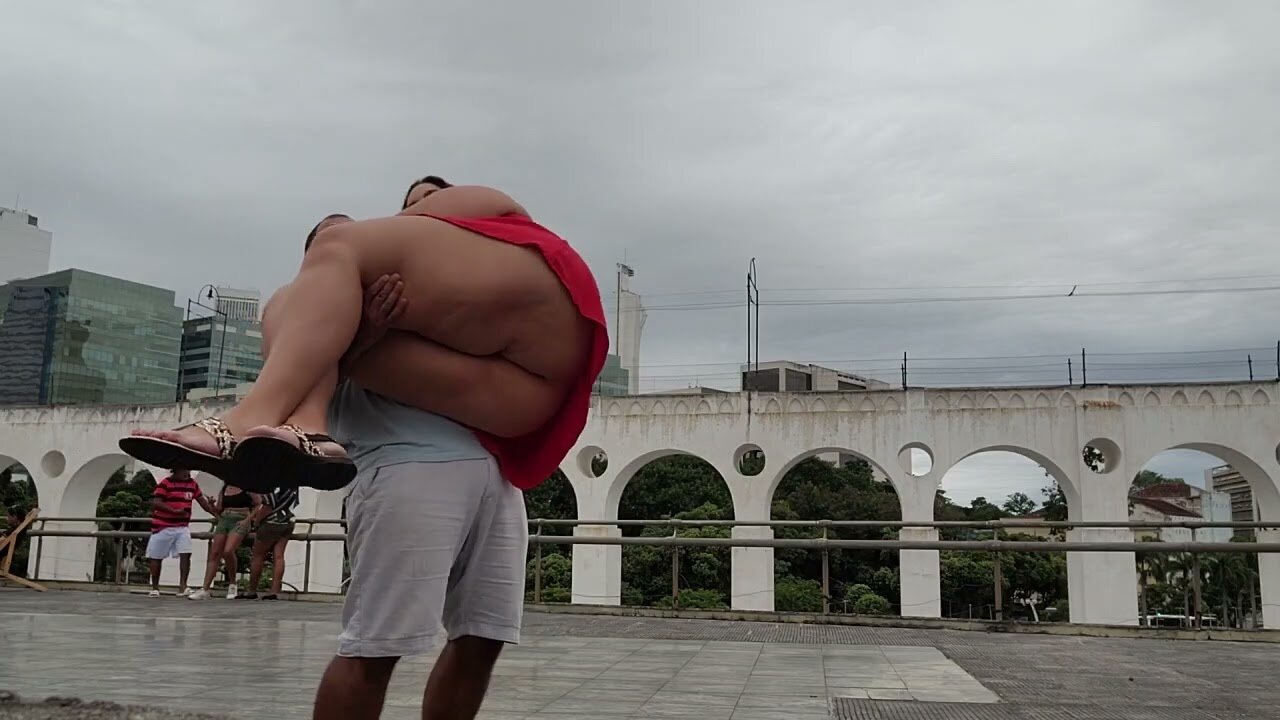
[[3, 382, 1278, 626]]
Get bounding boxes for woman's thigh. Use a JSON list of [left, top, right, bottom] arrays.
[[314, 216, 555, 356]]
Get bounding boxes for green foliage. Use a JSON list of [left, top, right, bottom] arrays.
[[843, 583, 873, 604], [655, 588, 727, 610], [852, 593, 891, 615], [1002, 492, 1037, 516], [775, 577, 823, 612], [93, 468, 156, 582], [1132, 470, 1181, 488]]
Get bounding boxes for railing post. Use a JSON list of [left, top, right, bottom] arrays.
[[533, 520, 544, 604], [32, 520, 44, 582], [671, 524, 680, 610], [302, 521, 315, 594], [820, 521, 830, 615], [993, 553, 1004, 621], [1191, 528, 1203, 629]]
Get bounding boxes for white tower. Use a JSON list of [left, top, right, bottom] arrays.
[[0, 207, 52, 283], [615, 264, 647, 395]]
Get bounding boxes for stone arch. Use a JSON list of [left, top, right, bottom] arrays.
[[768, 447, 900, 503], [1129, 442, 1279, 628], [59, 453, 132, 518], [605, 448, 720, 520], [524, 471, 580, 603], [944, 445, 1078, 515], [615, 451, 734, 607], [769, 448, 902, 614], [1, 453, 39, 509]]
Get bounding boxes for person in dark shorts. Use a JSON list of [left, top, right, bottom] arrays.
[[241, 486, 300, 600]]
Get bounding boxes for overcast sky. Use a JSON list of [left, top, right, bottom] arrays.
[[2, 2, 1277, 504]]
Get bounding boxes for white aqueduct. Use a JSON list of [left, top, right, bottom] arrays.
[[2, 381, 1278, 626]]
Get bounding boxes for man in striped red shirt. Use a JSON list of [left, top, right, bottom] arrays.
[[146, 469, 215, 597]]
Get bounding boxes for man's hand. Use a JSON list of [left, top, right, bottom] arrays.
[[358, 274, 407, 344], [342, 274, 406, 378]]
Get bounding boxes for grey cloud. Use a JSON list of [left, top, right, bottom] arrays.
[[2, 1, 1277, 499]]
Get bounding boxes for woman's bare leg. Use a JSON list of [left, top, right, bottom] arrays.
[[132, 215, 565, 451]]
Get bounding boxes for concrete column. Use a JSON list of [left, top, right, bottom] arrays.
[[571, 524, 621, 605], [1066, 527, 1139, 625], [899, 527, 941, 617], [896, 480, 941, 619], [1257, 528, 1280, 628], [299, 488, 347, 595], [730, 525, 773, 610]]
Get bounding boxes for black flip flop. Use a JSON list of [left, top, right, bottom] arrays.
[[118, 417, 237, 479], [231, 425, 356, 492]]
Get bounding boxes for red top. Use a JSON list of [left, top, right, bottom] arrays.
[[151, 474, 200, 533], [419, 213, 609, 490]]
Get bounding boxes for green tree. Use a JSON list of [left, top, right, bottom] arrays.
[[1002, 492, 1036, 516], [852, 593, 891, 615], [523, 471, 577, 596], [1132, 470, 1182, 489], [775, 577, 823, 612], [967, 496, 1005, 521], [1041, 482, 1067, 522]]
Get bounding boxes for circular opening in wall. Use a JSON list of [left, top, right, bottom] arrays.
[[899, 443, 934, 477], [735, 444, 766, 476], [40, 450, 66, 478], [577, 446, 608, 478], [1083, 439, 1120, 474]]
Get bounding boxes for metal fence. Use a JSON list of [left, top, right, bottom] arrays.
[[15, 515, 1280, 628]]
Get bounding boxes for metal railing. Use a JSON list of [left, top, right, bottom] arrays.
[[15, 515, 1279, 628]]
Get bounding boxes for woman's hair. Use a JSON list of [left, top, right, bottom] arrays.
[[401, 175, 453, 209], [305, 214, 351, 251]]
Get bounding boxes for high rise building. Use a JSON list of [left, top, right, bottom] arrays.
[[612, 265, 646, 395], [0, 269, 182, 405], [212, 286, 261, 322], [0, 207, 52, 284], [1209, 465, 1257, 536], [593, 353, 630, 396], [178, 315, 264, 400], [741, 361, 890, 392]]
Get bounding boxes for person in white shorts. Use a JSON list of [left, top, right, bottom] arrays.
[[287, 211, 528, 720], [145, 468, 216, 597]]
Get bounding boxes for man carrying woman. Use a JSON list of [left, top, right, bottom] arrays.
[[121, 176, 608, 720]]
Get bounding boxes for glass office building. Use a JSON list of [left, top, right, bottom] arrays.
[[178, 316, 264, 400], [0, 269, 182, 405], [593, 353, 631, 396]]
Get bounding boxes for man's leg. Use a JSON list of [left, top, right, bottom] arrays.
[[425, 458, 528, 719], [248, 539, 270, 595], [148, 559, 162, 592], [178, 554, 191, 593], [271, 536, 291, 595], [313, 461, 480, 720]]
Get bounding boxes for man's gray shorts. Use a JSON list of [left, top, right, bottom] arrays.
[[338, 457, 528, 657]]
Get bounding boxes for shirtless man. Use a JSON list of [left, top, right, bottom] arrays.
[[120, 180, 609, 495]]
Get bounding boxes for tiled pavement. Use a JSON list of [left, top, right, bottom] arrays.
[[0, 589, 1276, 719]]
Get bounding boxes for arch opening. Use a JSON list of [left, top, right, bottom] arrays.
[[1, 457, 39, 580], [937, 448, 1072, 622], [617, 453, 733, 610], [1131, 445, 1270, 629], [769, 448, 900, 616], [524, 470, 579, 604]]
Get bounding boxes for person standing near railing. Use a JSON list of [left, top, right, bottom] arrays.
[[239, 486, 299, 600], [146, 469, 216, 598], [189, 484, 259, 600]]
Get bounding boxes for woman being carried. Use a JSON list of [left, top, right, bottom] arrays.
[[121, 178, 609, 492]]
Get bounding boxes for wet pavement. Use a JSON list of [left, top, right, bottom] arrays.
[[0, 589, 1276, 719]]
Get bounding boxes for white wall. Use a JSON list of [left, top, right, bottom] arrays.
[[4, 382, 1279, 627]]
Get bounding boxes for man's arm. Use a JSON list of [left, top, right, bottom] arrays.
[[194, 493, 218, 517]]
